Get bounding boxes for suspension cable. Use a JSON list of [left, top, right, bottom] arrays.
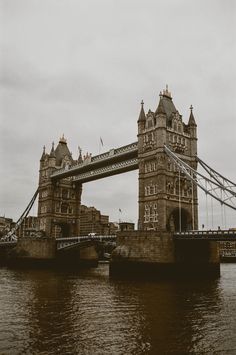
[[197, 156, 236, 191], [191, 179, 195, 230], [179, 168, 181, 232], [211, 194, 214, 229], [205, 181, 209, 230], [164, 145, 236, 211], [2, 189, 39, 240]]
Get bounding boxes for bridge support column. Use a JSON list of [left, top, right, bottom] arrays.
[[7, 237, 56, 267], [110, 231, 220, 279], [174, 239, 220, 278], [110, 231, 175, 279]]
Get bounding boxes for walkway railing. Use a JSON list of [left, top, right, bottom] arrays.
[[73, 158, 138, 183], [56, 235, 117, 250], [51, 142, 138, 179], [174, 229, 236, 241]]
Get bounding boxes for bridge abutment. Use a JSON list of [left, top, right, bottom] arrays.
[[7, 237, 56, 267], [110, 231, 220, 279]]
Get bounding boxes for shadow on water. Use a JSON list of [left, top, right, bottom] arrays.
[[0, 264, 236, 354]]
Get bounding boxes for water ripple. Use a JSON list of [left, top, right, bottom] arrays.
[[0, 264, 236, 354]]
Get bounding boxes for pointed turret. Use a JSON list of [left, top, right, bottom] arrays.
[[40, 145, 46, 161], [50, 142, 56, 158], [48, 141, 56, 168], [188, 105, 197, 126], [78, 146, 83, 163], [155, 92, 166, 115], [138, 100, 146, 122], [188, 105, 197, 155], [138, 100, 146, 135]]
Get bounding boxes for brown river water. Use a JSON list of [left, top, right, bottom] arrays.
[[0, 263, 236, 355]]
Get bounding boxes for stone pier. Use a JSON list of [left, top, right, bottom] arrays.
[[7, 237, 98, 269], [110, 231, 220, 279]]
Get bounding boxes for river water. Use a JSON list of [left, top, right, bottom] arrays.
[[0, 263, 236, 355]]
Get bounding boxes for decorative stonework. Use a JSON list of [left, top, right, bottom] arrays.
[[138, 88, 198, 232]]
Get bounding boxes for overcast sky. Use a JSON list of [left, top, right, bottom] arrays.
[[0, 0, 235, 228]]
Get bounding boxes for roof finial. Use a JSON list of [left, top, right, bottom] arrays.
[[59, 134, 67, 144], [43, 145, 45, 154], [52, 141, 54, 150], [190, 104, 193, 112], [138, 99, 146, 122], [159, 91, 162, 97], [162, 85, 172, 99]]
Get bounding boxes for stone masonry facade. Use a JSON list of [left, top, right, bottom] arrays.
[[137, 86, 198, 232]]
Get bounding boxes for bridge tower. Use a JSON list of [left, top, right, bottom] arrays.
[[138, 87, 198, 232], [38, 136, 82, 238]]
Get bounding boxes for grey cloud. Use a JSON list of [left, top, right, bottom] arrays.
[[0, 0, 236, 228]]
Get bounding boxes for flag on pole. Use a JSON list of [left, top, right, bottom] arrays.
[[100, 137, 103, 146]]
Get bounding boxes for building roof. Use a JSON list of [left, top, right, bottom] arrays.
[[155, 88, 177, 118], [54, 135, 72, 166]]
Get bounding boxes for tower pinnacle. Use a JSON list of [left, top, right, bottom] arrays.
[[188, 104, 197, 126], [162, 85, 172, 99], [138, 100, 146, 122]]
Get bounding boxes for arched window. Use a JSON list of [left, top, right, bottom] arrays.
[[61, 203, 68, 214], [62, 189, 69, 199]]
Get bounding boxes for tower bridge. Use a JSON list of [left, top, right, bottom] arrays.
[[2, 86, 236, 278]]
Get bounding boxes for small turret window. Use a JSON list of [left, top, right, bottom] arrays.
[[61, 203, 68, 214]]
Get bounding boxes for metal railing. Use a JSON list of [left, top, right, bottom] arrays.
[[51, 142, 138, 178]]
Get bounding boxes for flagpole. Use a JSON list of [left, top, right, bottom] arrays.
[[99, 137, 103, 155]]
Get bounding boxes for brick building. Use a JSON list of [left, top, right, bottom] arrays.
[[80, 205, 118, 236], [0, 217, 15, 237]]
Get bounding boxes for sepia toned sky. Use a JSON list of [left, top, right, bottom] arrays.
[[0, 0, 235, 228]]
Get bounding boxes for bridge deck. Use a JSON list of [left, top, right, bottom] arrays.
[[174, 230, 236, 241], [56, 235, 117, 250], [51, 142, 138, 180]]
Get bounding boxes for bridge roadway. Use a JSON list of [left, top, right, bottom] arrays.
[[1, 231, 236, 250], [51, 141, 138, 181], [174, 229, 236, 241], [56, 235, 117, 250]]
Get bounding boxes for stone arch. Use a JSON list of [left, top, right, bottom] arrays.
[[167, 207, 192, 232]]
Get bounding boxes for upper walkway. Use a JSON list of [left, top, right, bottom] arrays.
[[51, 142, 138, 181]]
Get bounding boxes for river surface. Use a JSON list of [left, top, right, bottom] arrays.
[[0, 263, 236, 355]]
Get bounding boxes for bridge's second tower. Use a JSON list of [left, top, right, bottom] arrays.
[[137, 87, 198, 232]]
